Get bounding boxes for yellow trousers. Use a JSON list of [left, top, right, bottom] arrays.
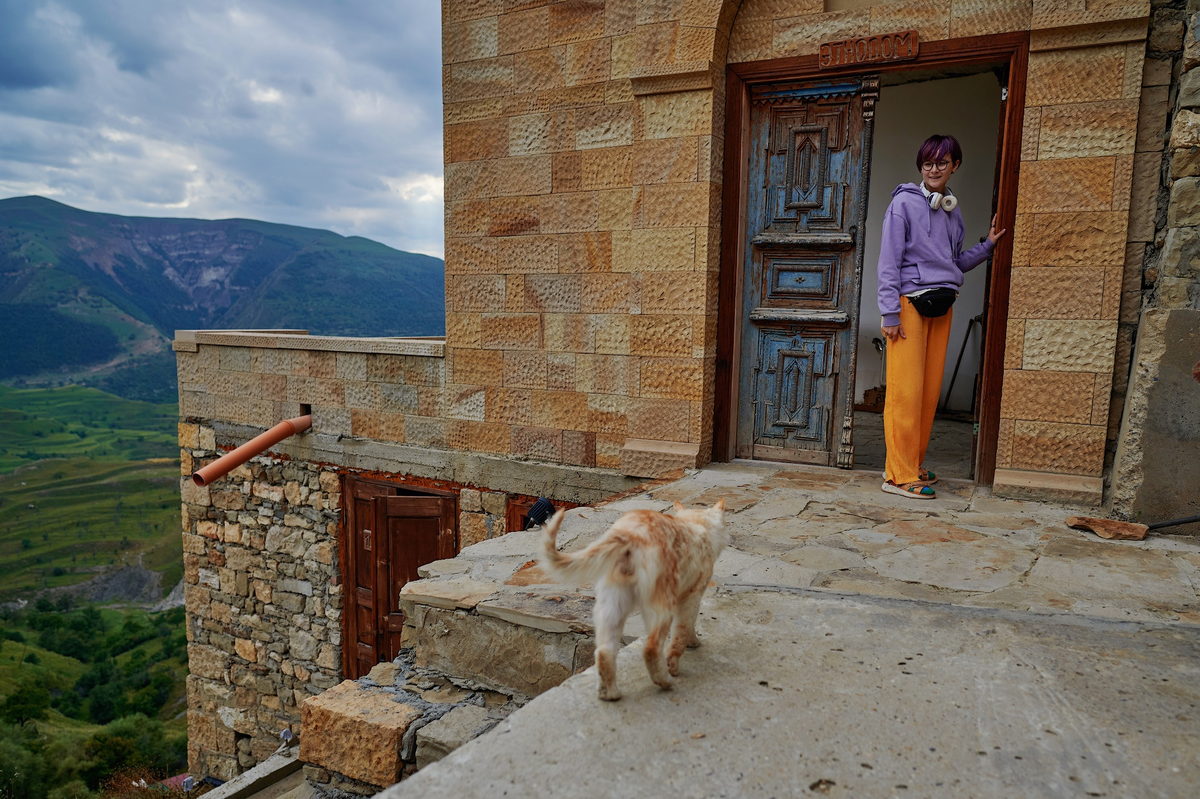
[[883, 297, 953, 486]]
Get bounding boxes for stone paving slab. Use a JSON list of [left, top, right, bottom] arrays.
[[381, 589, 1200, 799], [381, 463, 1200, 796], [401, 462, 1200, 653]]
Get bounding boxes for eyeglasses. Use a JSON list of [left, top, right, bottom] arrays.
[[921, 160, 953, 173]]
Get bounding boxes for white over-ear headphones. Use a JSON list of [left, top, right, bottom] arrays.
[[928, 192, 958, 212]]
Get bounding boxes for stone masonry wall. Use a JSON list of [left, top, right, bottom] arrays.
[[180, 430, 520, 781], [175, 333, 447, 447], [182, 424, 344, 783], [1110, 0, 1200, 522]]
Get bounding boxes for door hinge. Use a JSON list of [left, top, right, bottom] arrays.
[[1001, 87, 1008, 101], [973, 422, 980, 435]]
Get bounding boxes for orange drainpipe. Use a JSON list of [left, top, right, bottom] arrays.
[[191, 415, 313, 487]]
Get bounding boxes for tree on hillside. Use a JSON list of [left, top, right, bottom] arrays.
[[0, 680, 51, 725]]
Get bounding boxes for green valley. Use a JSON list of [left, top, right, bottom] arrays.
[[0, 385, 179, 599]]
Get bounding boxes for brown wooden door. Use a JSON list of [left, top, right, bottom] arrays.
[[374, 495, 455, 663], [342, 477, 457, 678]]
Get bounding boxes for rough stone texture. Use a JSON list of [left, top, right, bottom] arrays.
[[1111, 8, 1200, 524], [400, 603, 591, 698], [1066, 515, 1148, 540], [181, 442, 344, 783], [300, 681, 423, 787], [180, 422, 582, 784], [415, 705, 491, 770], [1112, 309, 1200, 531]]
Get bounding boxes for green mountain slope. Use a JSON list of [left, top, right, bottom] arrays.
[[0, 196, 445, 400]]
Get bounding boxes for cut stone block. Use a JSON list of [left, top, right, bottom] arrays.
[[621, 438, 700, 478], [415, 705, 492, 770], [403, 604, 590, 697], [299, 681, 422, 787], [476, 590, 595, 634], [367, 662, 401, 687], [400, 577, 499, 610], [993, 468, 1103, 506]]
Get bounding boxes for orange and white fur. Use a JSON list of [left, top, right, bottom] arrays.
[[539, 500, 727, 701]]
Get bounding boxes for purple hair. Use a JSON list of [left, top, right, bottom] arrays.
[[915, 135, 962, 169]]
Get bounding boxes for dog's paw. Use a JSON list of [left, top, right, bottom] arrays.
[[687, 634, 702, 649], [598, 686, 623, 701]]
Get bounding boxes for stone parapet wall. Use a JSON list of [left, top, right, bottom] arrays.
[[174, 331, 448, 446]]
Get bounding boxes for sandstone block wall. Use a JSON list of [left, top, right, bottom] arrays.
[[440, 0, 1156, 498], [175, 332, 447, 447], [442, 0, 730, 473]]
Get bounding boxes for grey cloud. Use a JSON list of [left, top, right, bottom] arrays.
[[0, 0, 447, 256], [0, 1, 84, 89]]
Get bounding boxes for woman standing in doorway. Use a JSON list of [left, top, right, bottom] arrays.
[[876, 134, 1006, 499]]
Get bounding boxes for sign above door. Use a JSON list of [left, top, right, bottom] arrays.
[[819, 30, 919, 70]]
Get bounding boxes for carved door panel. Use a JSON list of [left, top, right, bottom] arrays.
[[342, 477, 457, 678], [736, 77, 879, 466]]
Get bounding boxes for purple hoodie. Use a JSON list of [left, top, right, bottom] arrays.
[[876, 183, 995, 327]]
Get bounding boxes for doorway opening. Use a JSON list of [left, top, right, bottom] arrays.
[[715, 33, 1027, 485], [341, 475, 457, 679], [852, 68, 1005, 481]]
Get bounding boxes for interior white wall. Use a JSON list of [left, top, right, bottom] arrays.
[[855, 72, 1002, 412]]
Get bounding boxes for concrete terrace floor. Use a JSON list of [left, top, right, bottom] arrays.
[[382, 463, 1200, 798]]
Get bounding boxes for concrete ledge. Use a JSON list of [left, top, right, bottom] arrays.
[[993, 468, 1103, 506], [174, 329, 445, 358], [211, 421, 643, 505], [201, 745, 301, 799], [621, 439, 700, 479]]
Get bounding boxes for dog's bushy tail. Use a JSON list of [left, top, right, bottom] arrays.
[[540, 510, 634, 586]]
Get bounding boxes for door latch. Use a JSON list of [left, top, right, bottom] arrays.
[[362, 528, 373, 551]]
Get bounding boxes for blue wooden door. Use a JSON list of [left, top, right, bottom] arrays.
[[736, 77, 879, 466]]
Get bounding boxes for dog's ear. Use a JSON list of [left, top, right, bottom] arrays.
[[714, 498, 726, 512], [673, 501, 686, 512]]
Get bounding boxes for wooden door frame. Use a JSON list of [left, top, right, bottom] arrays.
[[339, 474, 458, 678], [714, 32, 1029, 486]]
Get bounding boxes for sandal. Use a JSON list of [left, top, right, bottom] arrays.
[[881, 480, 936, 499]]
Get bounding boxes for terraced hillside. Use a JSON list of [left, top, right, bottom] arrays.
[[0, 385, 180, 599]]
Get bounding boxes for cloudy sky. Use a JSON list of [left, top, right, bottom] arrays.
[[0, 0, 446, 256]]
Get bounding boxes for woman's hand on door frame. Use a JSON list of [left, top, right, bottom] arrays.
[[987, 213, 1007, 245], [882, 323, 905, 342]]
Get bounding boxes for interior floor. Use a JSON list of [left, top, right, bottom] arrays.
[[852, 410, 974, 480]]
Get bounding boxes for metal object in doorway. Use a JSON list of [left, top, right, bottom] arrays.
[[939, 314, 983, 413]]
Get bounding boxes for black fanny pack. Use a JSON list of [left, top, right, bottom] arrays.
[[908, 287, 957, 318]]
